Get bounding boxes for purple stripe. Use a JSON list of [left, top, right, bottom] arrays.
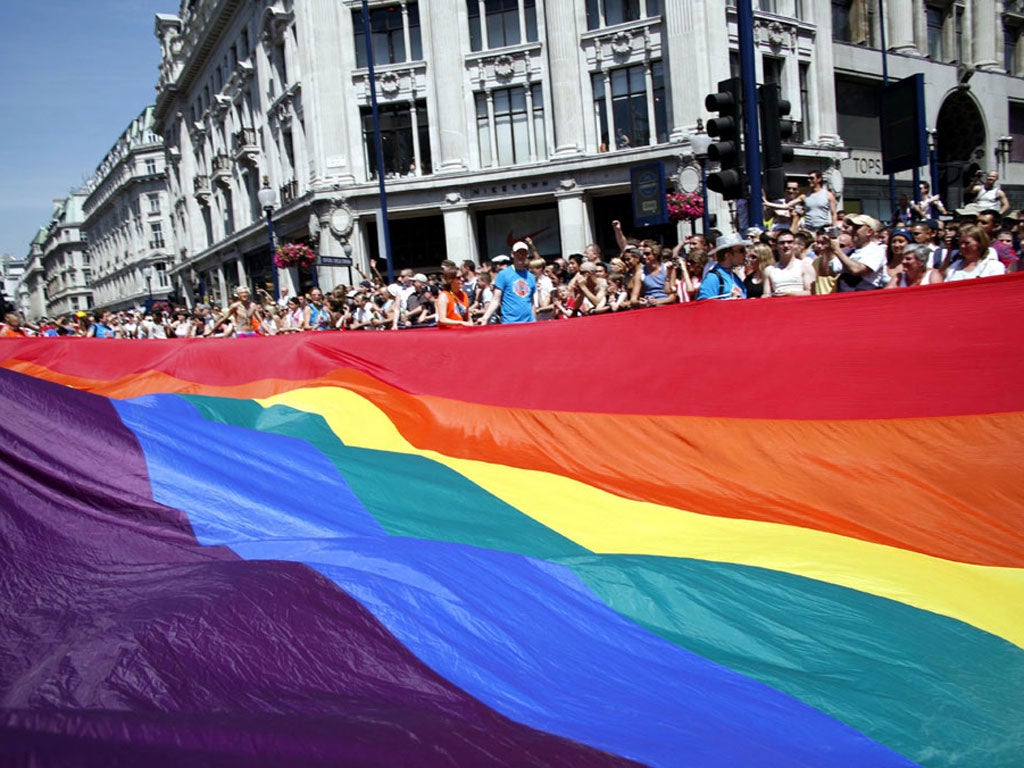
[[0, 369, 640, 768]]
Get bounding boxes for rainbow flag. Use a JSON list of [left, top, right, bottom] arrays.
[[2, 276, 1022, 767]]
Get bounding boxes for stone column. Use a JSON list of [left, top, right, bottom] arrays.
[[442, 194, 476, 263], [543, 1, 585, 155], [555, 180, 587, 255], [422, 0, 469, 170], [663, 0, 711, 141], [972, 0, 1000, 70], [887, 0, 919, 54], [808, 0, 841, 143]]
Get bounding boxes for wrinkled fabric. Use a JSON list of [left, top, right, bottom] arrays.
[[2, 275, 1023, 767]]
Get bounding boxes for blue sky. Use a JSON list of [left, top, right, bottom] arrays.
[[0, 1, 176, 258]]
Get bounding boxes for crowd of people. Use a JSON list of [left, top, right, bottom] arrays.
[[3, 173, 1019, 339]]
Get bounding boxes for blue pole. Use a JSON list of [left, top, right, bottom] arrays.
[[362, 0, 394, 285], [879, 0, 895, 216], [736, 0, 762, 228]]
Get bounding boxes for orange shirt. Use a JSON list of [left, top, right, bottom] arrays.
[[439, 289, 469, 328]]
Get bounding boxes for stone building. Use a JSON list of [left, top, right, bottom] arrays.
[[80, 107, 176, 313], [18, 196, 91, 322], [150, 0, 1024, 304]]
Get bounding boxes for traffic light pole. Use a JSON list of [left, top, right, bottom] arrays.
[[736, 0, 762, 229]]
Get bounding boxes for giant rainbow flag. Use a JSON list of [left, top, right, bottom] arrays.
[[2, 276, 1023, 767]]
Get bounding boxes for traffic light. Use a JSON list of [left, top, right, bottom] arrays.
[[758, 83, 794, 202], [705, 78, 746, 200]]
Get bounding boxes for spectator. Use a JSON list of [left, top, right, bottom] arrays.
[[530, 258, 555, 321], [205, 286, 262, 337], [886, 227, 913, 284], [304, 288, 332, 331], [573, 261, 607, 315], [912, 181, 947, 220], [795, 170, 839, 231], [763, 180, 802, 232], [830, 215, 889, 291], [629, 239, 677, 307], [0, 312, 27, 337], [886, 243, 942, 288], [946, 224, 1005, 280], [479, 241, 535, 324], [437, 267, 473, 329], [966, 171, 1010, 215], [696, 233, 750, 300], [764, 234, 811, 297], [891, 194, 915, 227]]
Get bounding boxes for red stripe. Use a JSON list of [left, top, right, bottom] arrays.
[[3, 273, 1023, 419]]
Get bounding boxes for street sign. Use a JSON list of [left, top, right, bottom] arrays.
[[880, 74, 927, 175], [319, 256, 353, 267], [631, 162, 669, 227]]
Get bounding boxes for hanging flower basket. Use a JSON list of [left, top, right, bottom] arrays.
[[274, 242, 317, 269], [666, 191, 704, 222]]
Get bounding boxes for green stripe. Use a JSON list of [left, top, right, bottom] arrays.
[[563, 554, 1024, 768], [180, 394, 1024, 767], [181, 395, 587, 559]]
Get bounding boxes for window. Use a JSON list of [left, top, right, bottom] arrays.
[[832, 0, 874, 46], [155, 262, 169, 288], [148, 193, 161, 214], [1006, 23, 1020, 76], [763, 56, 782, 87], [1009, 102, 1024, 163], [476, 84, 545, 166], [586, 0, 660, 30], [926, 5, 944, 60], [362, 100, 432, 179], [835, 76, 880, 150], [145, 158, 158, 175], [150, 223, 165, 249], [468, 0, 538, 51], [354, 2, 422, 67], [797, 61, 810, 143], [592, 62, 667, 150]]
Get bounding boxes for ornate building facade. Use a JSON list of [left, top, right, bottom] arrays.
[[21, 0, 1023, 317], [18, 196, 92, 321], [80, 107, 176, 313]]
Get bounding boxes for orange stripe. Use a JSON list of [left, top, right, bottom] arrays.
[[8, 360, 1021, 568]]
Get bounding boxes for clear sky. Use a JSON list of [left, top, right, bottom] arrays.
[[0, 1, 176, 259]]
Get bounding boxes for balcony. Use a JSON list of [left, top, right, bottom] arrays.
[[193, 175, 211, 205], [232, 128, 260, 166], [212, 153, 232, 188], [279, 179, 299, 205]]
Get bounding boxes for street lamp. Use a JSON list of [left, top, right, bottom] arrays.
[[142, 264, 154, 311], [690, 119, 712, 234], [257, 177, 280, 300], [996, 136, 1014, 170]]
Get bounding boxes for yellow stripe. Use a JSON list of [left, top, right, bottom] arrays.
[[260, 387, 1024, 649]]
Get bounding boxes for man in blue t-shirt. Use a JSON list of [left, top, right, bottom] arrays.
[[479, 240, 536, 324], [697, 233, 750, 300]]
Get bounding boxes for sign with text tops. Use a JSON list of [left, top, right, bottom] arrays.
[[880, 74, 928, 175], [631, 162, 669, 227]]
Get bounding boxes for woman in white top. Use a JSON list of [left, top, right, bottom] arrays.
[[885, 244, 942, 288], [946, 225, 1006, 281]]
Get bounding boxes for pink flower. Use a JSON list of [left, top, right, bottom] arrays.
[[274, 243, 317, 269], [666, 191, 704, 222]]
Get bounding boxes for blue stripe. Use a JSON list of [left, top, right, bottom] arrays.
[[115, 395, 918, 768]]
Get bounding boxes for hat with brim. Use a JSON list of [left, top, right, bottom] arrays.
[[844, 214, 883, 232], [709, 232, 754, 255], [492, 255, 511, 264]]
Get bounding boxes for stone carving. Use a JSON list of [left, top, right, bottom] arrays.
[[494, 55, 515, 80], [379, 71, 400, 95]]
